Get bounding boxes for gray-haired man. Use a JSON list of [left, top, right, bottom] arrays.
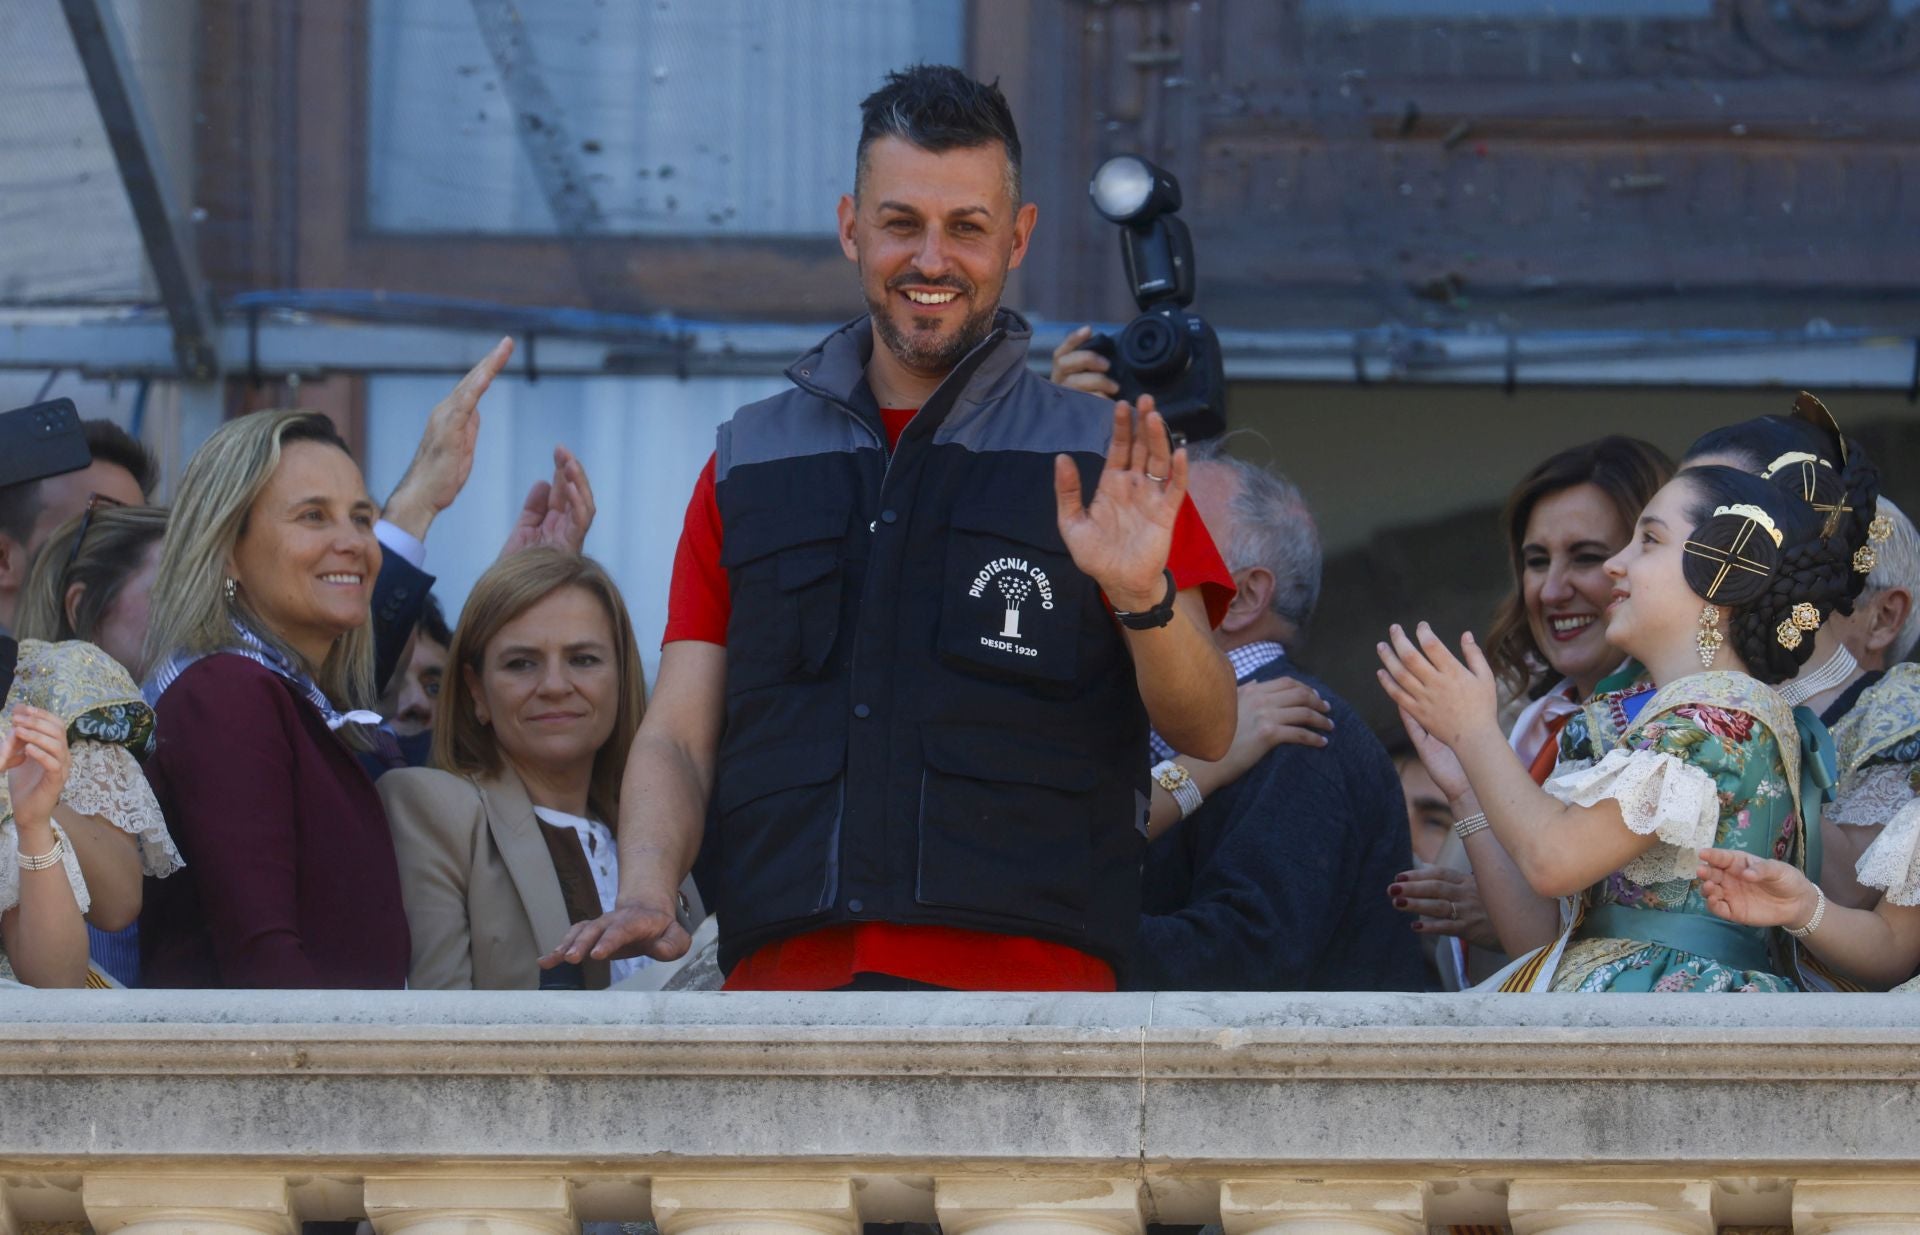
[[1811, 496, 1920, 912], [1132, 448, 1428, 991]]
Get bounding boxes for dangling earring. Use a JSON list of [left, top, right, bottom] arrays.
[[223, 577, 237, 604], [1697, 604, 1725, 669]]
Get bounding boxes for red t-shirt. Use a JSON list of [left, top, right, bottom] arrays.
[[667, 407, 1235, 991]]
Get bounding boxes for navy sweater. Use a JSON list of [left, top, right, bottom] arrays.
[[1130, 654, 1429, 992]]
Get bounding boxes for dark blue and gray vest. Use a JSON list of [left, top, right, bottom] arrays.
[[708, 310, 1151, 974]]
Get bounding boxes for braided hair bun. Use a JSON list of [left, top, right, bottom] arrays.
[[1682, 466, 1834, 684], [1681, 508, 1782, 608], [1683, 393, 1881, 616]]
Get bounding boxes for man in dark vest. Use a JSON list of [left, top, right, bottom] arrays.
[[548, 65, 1237, 991]]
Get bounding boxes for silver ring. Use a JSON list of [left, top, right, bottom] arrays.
[[1446, 900, 1457, 921], [1145, 471, 1167, 483]]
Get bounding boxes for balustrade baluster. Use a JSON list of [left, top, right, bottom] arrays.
[[934, 1176, 1144, 1235], [1507, 1180, 1715, 1234], [365, 1177, 576, 1235], [1218, 1180, 1426, 1234], [84, 1175, 297, 1235], [650, 1177, 859, 1235], [1793, 1181, 1920, 1233]]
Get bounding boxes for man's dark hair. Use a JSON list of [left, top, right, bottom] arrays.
[[84, 418, 160, 499], [0, 418, 158, 543], [419, 592, 451, 649], [856, 64, 1022, 202]]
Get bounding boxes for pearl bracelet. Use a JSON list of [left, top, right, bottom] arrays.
[[1451, 812, 1490, 840], [17, 833, 66, 872], [1786, 885, 1827, 939]]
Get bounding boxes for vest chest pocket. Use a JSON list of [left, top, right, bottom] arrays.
[[721, 505, 851, 690], [938, 502, 1083, 684]]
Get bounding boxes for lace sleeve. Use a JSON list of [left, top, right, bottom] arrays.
[[1832, 761, 1918, 828], [1856, 796, 1920, 907], [1544, 747, 1721, 884], [0, 818, 90, 916], [60, 741, 182, 878]]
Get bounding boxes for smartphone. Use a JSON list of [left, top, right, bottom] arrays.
[[0, 399, 91, 490]]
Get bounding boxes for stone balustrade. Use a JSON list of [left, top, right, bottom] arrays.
[[3, 991, 1919, 1234]]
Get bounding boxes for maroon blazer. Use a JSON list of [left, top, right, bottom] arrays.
[[139, 654, 410, 989]]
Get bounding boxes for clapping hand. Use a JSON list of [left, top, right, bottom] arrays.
[[1697, 847, 1820, 929], [1375, 622, 1498, 750], [1055, 396, 1185, 613], [500, 445, 598, 558], [1398, 708, 1471, 804], [1, 706, 71, 830], [384, 337, 515, 538]]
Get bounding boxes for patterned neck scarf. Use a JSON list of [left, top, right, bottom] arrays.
[[145, 621, 384, 732]]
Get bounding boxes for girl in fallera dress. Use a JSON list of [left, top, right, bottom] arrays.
[[1379, 465, 1851, 992]]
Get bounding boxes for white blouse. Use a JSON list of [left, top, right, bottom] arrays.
[[532, 805, 644, 987]]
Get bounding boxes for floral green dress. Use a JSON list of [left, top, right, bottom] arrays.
[[1533, 672, 1807, 993]]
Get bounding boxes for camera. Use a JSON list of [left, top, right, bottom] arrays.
[[1084, 156, 1227, 443]]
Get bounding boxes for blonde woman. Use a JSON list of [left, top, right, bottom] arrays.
[[139, 411, 409, 989], [380, 549, 696, 989]]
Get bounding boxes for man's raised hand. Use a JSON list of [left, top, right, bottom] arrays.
[[384, 336, 515, 540], [1054, 396, 1185, 612]]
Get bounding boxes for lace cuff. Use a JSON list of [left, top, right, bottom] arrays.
[[61, 741, 182, 878], [0, 818, 90, 916], [1545, 747, 1721, 885], [1857, 796, 1920, 907]]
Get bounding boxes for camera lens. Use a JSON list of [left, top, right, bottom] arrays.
[[1120, 308, 1191, 383]]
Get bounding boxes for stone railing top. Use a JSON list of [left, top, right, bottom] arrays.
[[4, 991, 1920, 1233], [5, 992, 1920, 1232], [7, 986, 1920, 1030]]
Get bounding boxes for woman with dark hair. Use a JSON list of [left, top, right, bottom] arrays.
[[1483, 436, 1676, 722], [1389, 437, 1671, 974], [1680, 398, 1915, 987], [1381, 464, 1847, 991]]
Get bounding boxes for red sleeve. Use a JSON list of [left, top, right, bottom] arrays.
[[662, 453, 732, 646], [152, 661, 321, 988], [1168, 494, 1235, 628]]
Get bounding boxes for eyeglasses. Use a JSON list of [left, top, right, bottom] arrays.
[[60, 492, 129, 580]]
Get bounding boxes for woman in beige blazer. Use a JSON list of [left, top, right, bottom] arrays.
[[380, 550, 697, 990]]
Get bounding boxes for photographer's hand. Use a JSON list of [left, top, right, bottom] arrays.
[[1051, 326, 1121, 398]]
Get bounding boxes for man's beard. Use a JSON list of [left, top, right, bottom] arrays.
[[866, 273, 1000, 375]]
